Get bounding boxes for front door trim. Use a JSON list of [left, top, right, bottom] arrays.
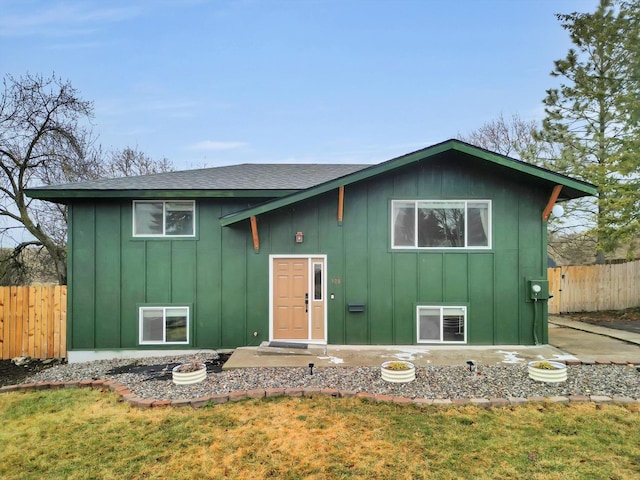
[[269, 254, 327, 344]]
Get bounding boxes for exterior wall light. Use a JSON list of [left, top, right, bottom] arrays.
[[295, 231, 304, 243], [551, 204, 564, 217]]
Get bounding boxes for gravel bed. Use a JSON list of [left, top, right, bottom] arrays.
[[22, 353, 640, 401]]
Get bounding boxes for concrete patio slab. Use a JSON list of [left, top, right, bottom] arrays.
[[223, 317, 640, 369], [222, 343, 575, 369]]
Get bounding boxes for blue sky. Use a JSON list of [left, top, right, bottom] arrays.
[[1, 0, 598, 169]]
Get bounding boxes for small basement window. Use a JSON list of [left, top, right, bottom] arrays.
[[139, 306, 189, 344], [417, 306, 466, 343], [133, 200, 195, 237]]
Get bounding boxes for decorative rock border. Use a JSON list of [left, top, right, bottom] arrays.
[[1, 383, 638, 409], [2, 359, 639, 409]]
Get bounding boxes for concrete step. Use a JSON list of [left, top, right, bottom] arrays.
[[256, 341, 325, 356], [257, 346, 312, 356]]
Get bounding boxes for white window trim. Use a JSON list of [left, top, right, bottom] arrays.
[[139, 306, 190, 345], [416, 305, 467, 344], [391, 199, 491, 250], [133, 200, 196, 237], [312, 261, 323, 302]]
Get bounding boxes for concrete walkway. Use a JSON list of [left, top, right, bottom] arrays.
[[548, 315, 640, 363], [549, 315, 640, 345], [223, 317, 640, 369]]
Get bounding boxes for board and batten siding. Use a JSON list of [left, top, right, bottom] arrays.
[[67, 155, 549, 351]]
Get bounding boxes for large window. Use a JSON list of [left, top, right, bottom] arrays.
[[417, 306, 466, 343], [133, 201, 195, 237], [392, 200, 490, 249], [139, 307, 189, 344]]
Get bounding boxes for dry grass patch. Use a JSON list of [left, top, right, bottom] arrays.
[[203, 398, 397, 478], [1, 389, 640, 479]]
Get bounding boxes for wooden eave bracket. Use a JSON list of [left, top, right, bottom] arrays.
[[250, 215, 259, 252], [542, 185, 563, 221], [338, 185, 344, 225]]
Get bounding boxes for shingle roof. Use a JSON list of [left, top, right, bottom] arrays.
[[28, 163, 370, 192], [26, 140, 598, 208]]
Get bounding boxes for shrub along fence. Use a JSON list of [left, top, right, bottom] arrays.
[[548, 259, 640, 314], [0, 286, 66, 360]]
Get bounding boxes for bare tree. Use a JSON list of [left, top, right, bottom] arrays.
[[458, 113, 603, 264], [104, 146, 173, 178], [0, 74, 178, 285], [0, 247, 30, 285], [457, 113, 553, 163], [0, 244, 58, 286], [0, 73, 100, 285]]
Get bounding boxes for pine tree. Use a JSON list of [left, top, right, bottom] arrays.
[[539, 0, 640, 262]]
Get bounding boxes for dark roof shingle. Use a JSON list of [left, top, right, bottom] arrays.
[[28, 163, 370, 192]]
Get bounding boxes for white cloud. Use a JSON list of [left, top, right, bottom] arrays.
[[0, 1, 143, 37], [187, 141, 247, 152]]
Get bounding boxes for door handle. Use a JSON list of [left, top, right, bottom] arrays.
[[305, 293, 309, 313]]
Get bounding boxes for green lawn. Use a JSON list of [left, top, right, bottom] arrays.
[[1, 389, 639, 479]]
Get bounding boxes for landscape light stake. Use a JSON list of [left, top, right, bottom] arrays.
[[308, 363, 314, 375], [466, 360, 475, 373]]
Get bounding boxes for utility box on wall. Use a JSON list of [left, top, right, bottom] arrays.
[[527, 279, 550, 301]]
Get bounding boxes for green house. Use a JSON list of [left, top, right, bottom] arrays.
[[27, 140, 596, 361]]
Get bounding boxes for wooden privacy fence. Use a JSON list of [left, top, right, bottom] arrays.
[[548, 260, 640, 314], [0, 286, 67, 360]]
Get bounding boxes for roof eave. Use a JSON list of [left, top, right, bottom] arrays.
[[220, 140, 597, 227], [25, 188, 299, 202], [450, 142, 598, 197]]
